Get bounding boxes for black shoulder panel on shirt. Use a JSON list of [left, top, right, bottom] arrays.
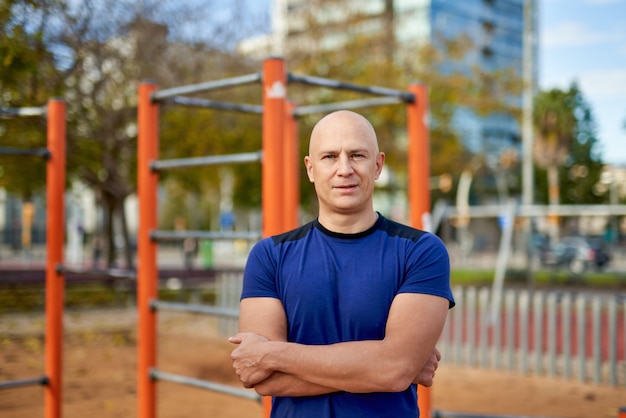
[[271, 221, 315, 245], [380, 217, 427, 243]]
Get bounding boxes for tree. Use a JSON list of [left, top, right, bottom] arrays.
[[532, 86, 576, 242], [533, 84, 603, 205], [532, 84, 605, 244], [559, 85, 604, 205], [1, 0, 268, 267], [533, 87, 575, 207], [56, 1, 267, 267]]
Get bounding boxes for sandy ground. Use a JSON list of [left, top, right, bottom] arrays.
[[1, 308, 624, 418]]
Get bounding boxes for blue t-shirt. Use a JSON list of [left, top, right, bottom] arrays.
[[241, 214, 454, 418]]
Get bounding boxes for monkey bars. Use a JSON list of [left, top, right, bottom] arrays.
[[136, 57, 431, 418]]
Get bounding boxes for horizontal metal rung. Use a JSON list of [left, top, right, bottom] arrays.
[[151, 230, 261, 241], [151, 151, 262, 171], [151, 300, 240, 319], [445, 203, 626, 218], [0, 106, 46, 117], [151, 73, 262, 101], [150, 369, 260, 402], [287, 73, 414, 102], [0, 147, 50, 159], [165, 96, 263, 114], [0, 376, 48, 389], [56, 265, 137, 280], [294, 97, 405, 116]]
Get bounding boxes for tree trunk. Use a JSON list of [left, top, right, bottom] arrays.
[[104, 198, 117, 268], [118, 199, 134, 269], [547, 164, 560, 243], [101, 194, 134, 270]]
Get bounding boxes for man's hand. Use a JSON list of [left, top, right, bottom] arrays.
[[229, 332, 273, 388], [413, 348, 441, 387]]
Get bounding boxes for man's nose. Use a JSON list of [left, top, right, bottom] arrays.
[[337, 154, 354, 175]]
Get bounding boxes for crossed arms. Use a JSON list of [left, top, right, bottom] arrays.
[[229, 292, 449, 397]]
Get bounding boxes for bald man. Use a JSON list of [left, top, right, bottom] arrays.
[[230, 110, 454, 418]]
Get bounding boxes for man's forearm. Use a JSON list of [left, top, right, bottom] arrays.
[[261, 339, 422, 393], [241, 340, 440, 394], [253, 372, 338, 397], [411, 348, 440, 387], [231, 333, 412, 393], [232, 294, 449, 394]]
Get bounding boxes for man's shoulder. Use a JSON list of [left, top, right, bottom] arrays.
[[379, 217, 428, 243], [270, 221, 315, 246]]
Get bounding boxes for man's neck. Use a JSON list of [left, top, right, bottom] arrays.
[[317, 210, 379, 234]]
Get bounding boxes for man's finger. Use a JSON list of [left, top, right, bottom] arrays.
[[228, 336, 242, 344]]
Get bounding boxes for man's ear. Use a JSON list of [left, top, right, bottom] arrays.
[[374, 152, 385, 180], [304, 156, 314, 183]]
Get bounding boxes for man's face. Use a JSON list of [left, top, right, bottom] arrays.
[[304, 112, 385, 217]]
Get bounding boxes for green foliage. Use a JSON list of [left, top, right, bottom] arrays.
[[0, 118, 47, 198], [0, 0, 61, 102], [0, 0, 63, 197], [450, 267, 626, 288], [533, 87, 577, 169], [533, 84, 604, 204]]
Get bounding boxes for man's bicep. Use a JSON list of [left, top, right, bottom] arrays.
[[385, 293, 450, 367], [239, 297, 288, 341]]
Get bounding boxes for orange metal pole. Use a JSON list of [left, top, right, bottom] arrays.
[[262, 395, 273, 418], [408, 84, 430, 231], [44, 99, 66, 418], [407, 84, 433, 418], [137, 82, 159, 418], [283, 101, 299, 231], [262, 57, 286, 238], [261, 57, 287, 418]]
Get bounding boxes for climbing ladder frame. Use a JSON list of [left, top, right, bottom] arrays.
[[136, 57, 431, 418], [0, 100, 67, 418]]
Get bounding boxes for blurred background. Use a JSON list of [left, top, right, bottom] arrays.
[[1, 2, 626, 414], [1, 0, 625, 282]]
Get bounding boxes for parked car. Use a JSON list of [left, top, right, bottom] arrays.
[[541, 236, 611, 274]]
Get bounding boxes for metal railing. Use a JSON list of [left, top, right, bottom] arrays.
[[144, 269, 256, 404], [439, 286, 626, 386]]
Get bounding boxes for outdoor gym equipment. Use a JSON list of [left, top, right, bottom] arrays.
[[136, 57, 431, 418], [0, 100, 66, 418]]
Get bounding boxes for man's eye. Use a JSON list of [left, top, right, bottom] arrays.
[[322, 155, 335, 159]]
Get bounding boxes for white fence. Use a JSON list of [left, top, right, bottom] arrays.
[[439, 286, 626, 386]]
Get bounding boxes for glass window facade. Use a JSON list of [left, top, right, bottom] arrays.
[[422, 0, 526, 156]]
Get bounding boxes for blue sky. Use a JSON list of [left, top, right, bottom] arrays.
[[540, 0, 626, 165]]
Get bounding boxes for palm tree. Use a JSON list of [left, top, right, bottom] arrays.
[[533, 87, 577, 242]]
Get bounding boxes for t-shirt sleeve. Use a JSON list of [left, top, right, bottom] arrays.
[[240, 238, 280, 300], [399, 232, 455, 309]]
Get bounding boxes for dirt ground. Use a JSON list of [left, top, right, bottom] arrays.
[[1, 308, 624, 418]]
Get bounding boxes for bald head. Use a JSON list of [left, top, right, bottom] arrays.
[[304, 110, 385, 229], [309, 110, 379, 155]]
